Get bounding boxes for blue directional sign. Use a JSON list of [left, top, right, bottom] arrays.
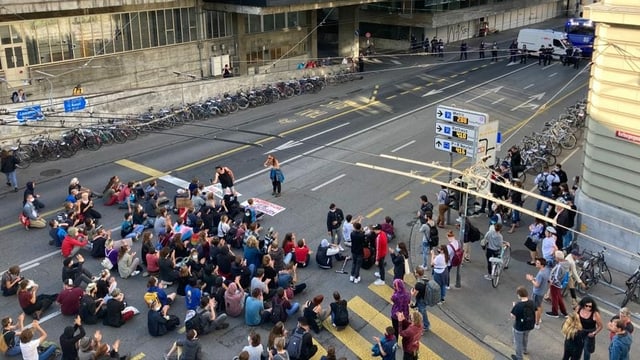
[[16, 105, 44, 123], [63, 96, 87, 112], [436, 122, 476, 141], [434, 137, 474, 158]]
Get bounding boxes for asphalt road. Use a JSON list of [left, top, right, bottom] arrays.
[[2, 31, 638, 359]]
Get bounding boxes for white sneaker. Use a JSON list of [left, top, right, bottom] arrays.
[[343, 242, 352, 247], [349, 276, 354, 282], [131, 270, 141, 277], [373, 279, 385, 286], [339, 246, 345, 251], [483, 274, 492, 280], [534, 324, 540, 330], [354, 277, 361, 284], [374, 272, 380, 278], [446, 286, 451, 290]]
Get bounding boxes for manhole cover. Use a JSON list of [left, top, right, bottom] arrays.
[[40, 169, 62, 177]]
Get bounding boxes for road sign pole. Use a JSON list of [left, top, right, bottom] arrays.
[[455, 190, 468, 289], [447, 151, 452, 226]]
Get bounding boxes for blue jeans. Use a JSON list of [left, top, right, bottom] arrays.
[[433, 271, 448, 301], [5, 343, 21, 357], [511, 209, 520, 223], [125, 224, 145, 239], [350, 254, 363, 279], [416, 300, 430, 330], [535, 190, 553, 213], [421, 241, 429, 268], [283, 252, 293, 265], [287, 302, 300, 316], [562, 232, 573, 250], [38, 345, 56, 360], [4, 171, 17, 188]]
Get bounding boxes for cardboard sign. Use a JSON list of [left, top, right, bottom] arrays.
[[240, 198, 286, 216], [175, 197, 192, 209], [201, 184, 242, 199]]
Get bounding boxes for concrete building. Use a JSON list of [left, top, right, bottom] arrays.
[[578, 0, 640, 273]]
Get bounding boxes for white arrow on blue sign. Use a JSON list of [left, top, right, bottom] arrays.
[[16, 106, 44, 122], [63, 97, 87, 112]]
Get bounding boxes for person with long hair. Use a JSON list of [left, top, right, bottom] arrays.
[[576, 296, 603, 360], [431, 244, 449, 304], [116, 244, 141, 279], [267, 321, 286, 352], [562, 312, 586, 360], [525, 218, 545, 265], [264, 155, 284, 197], [389, 242, 409, 280], [397, 310, 423, 360], [390, 279, 410, 340], [101, 176, 120, 206]]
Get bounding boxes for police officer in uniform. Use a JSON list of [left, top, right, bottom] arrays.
[[520, 45, 527, 64], [538, 45, 546, 65], [479, 40, 486, 59], [545, 44, 553, 66]]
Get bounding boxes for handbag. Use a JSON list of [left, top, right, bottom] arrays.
[[479, 236, 487, 250], [524, 237, 538, 252], [101, 258, 113, 270], [404, 257, 411, 275]]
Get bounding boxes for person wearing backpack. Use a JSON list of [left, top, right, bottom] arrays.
[[329, 291, 349, 329], [534, 166, 559, 213], [446, 231, 462, 288], [287, 317, 317, 360], [546, 251, 570, 318], [510, 286, 536, 360]]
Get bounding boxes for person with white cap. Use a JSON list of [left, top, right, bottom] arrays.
[[541, 226, 558, 266]]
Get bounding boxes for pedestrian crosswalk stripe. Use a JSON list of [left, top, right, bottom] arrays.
[[322, 318, 375, 359], [311, 339, 327, 360], [368, 283, 494, 360], [348, 296, 443, 359]]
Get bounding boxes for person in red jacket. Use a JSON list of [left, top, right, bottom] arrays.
[[61, 227, 89, 258], [397, 310, 423, 360], [372, 224, 388, 286]]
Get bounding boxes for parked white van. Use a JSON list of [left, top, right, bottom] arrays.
[[517, 29, 573, 59]]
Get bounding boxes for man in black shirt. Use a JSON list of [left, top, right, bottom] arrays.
[[60, 316, 86, 360], [349, 223, 365, 284]]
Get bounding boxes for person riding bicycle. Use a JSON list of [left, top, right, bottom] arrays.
[[483, 223, 509, 281]]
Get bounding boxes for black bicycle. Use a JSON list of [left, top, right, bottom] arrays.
[[577, 247, 612, 295], [621, 255, 640, 307]]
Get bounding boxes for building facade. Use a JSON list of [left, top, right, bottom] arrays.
[[579, 0, 640, 273]]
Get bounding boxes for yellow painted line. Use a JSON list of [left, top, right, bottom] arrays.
[[115, 159, 166, 178], [450, 74, 459, 78], [322, 318, 373, 359], [437, 78, 445, 82], [400, 90, 410, 95], [349, 296, 443, 360], [366, 207, 383, 219], [460, 71, 469, 75], [129, 353, 145, 360], [412, 86, 422, 91], [368, 285, 494, 360], [471, 67, 479, 71], [310, 339, 327, 360], [386, 95, 397, 100], [394, 190, 411, 201]]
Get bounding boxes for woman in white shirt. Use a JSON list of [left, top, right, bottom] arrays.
[[431, 244, 449, 304]]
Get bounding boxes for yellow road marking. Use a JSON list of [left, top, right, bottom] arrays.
[[322, 318, 373, 359], [368, 285, 494, 360], [400, 90, 410, 95], [349, 296, 443, 360], [177, 325, 185, 333], [412, 86, 422, 91], [386, 95, 397, 100], [394, 190, 411, 201], [115, 159, 166, 178], [310, 339, 327, 360], [366, 207, 384, 219], [129, 353, 145, 360], [450, 74, 459, 78]]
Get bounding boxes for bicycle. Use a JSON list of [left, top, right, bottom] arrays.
[[621, 255, 640, 307], [490, 243, 511, 288], [577, 247, 612, 295]]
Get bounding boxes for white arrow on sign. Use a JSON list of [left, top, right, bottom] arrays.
[[465, 86, 503, 103], [264, 122, 351, 154], [510, 92, 545, 111], [422, 80, 465, 97]]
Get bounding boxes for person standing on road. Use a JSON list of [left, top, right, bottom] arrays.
[[576, 296, 603, 360], [411, 267, 431, 331], [510, 286, 535, 360], [526, 258, 549, 330], [509, 41, 518, 63], [326, 203, 345, 250], [609, 319, 632, 360], [479, 40, 486, 59], [562, 312, 587, 360], [534, 166, 558, 213], [212, 166, 236, 195], [608, 307, 634, 340], [565, 249, 584, 308], [459, 41, 468, 60], [1, 149, 19, 192], [437, 39, 444, 58], [264, 155, 284, 197], [431, 245, 449, 304], [491, 42, 499, 62], [417, 195, 434, 224], [349, 222, 365, 284], [372, 224, 388, 286], [436, 186, 448, 228], [546, 251, 569, 318], [520, 45, 527, 64], [396, 311, 423, 360], [389, 242, 409, 281]]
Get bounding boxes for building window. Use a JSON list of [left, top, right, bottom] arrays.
[[264, 14, 275, 32], [248, 14, 261, 33], [275, 13, 285, 29]]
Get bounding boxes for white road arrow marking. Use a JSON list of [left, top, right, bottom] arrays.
[[510, 92, 545, 111], [465, 85, 503, 103], [264, 122, 350, 154], [422, 80, 465, 97]]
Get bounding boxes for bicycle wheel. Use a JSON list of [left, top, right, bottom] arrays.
[[84, 136, 102, 151], [502, 247, 511, 269], [560, 134, 577, 149], [491, 263, 501, 288], [15, 149, 32, 169], [620, 283, 637, 307], [600, 262, 613, 284], [544, 153, 557, 166]]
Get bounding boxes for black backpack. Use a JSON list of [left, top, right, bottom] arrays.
[[520, 301, 536, 331], [428, 224, 439, 248], [270, 297, 286, 324], [537, 173, 551, 192], [184, 310, 205, 334]]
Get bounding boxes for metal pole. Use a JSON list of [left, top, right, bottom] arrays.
[[447, 149, 452, 226], [455, 190, 468, 288]]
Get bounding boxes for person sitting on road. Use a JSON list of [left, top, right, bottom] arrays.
[[17, 280, 57, 320], [224, 280, 246, 318], [245, 288, 271, 326], [303, 294, 329, 334], [23, 181, 44, 209], [147, 297, 180, 337], [147, 276, 177, 316], [1, 313, 26, 357], [294, 239, 312, 268], [102, 176, 121, 206], [48, 219, 68, 247], [103, 288, 136, 327], [22, 194, 46, 229], [61, 227, 90, 258], [2, 265, 23, 297], [62, 254, 94, 287], [316, 239, 340, 269], [19, 321, 57, 360], [117, 243, 142, 279]]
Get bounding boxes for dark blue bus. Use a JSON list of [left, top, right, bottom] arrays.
[[565, 18, 595, 57]]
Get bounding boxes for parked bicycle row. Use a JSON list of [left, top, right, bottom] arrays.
[[503, 98, 587, 183]]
